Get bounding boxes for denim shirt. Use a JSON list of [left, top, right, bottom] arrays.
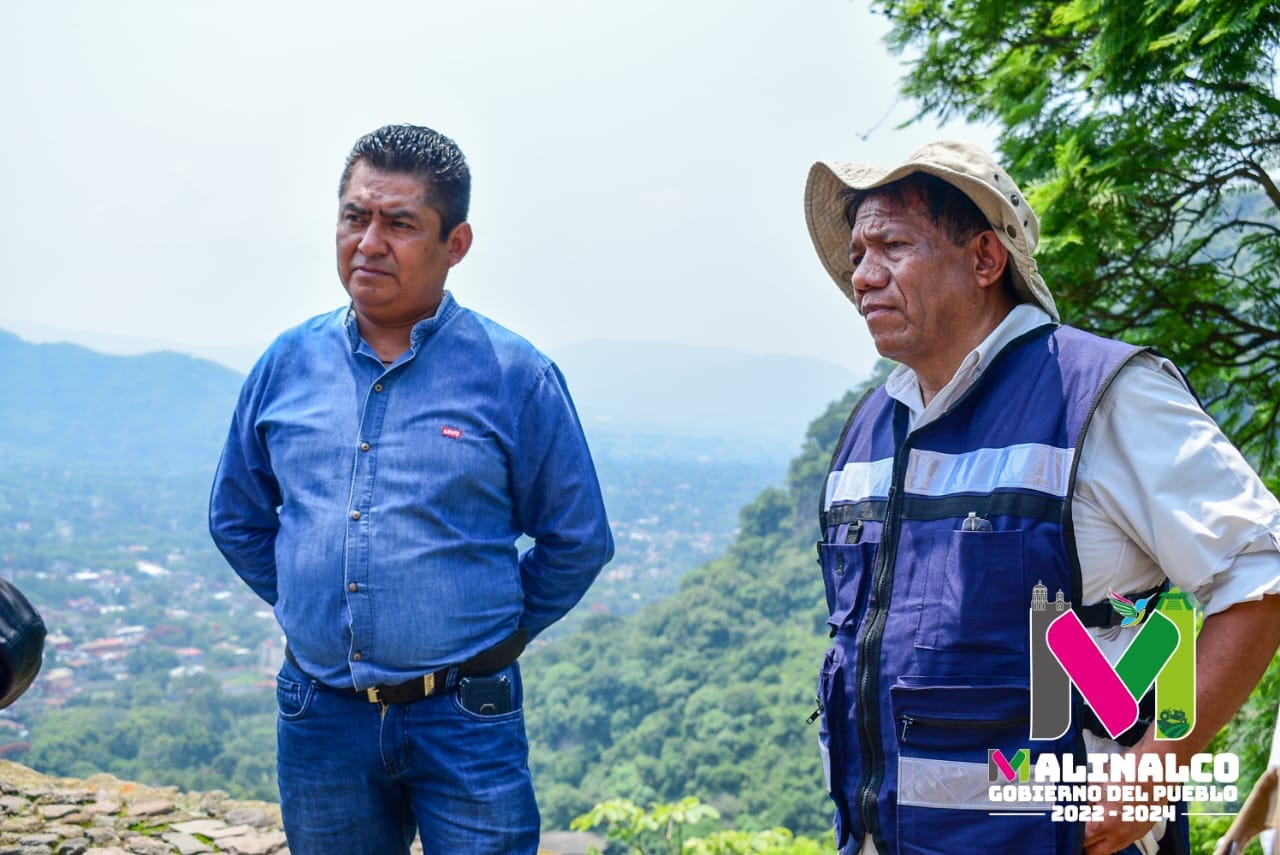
[[209, 293, 613, 690]]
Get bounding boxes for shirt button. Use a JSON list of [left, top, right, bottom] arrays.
[[374, 384, 383, 393], [348, 582, 358, 592], [352, 652, 362, 661], [350, 510, 361, 520], [360, 442, 370, 452]]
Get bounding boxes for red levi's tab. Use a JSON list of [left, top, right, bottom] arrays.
[[441, 426, 463, 440]]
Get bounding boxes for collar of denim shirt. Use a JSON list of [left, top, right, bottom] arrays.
[[342, 290, 463, 355]]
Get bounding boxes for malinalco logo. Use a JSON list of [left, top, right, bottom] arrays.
[[1027, 584, 1198, 741], [989, 748, 1031, 783]]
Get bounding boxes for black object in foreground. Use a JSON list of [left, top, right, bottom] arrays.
[[0, 576, 46, 709]]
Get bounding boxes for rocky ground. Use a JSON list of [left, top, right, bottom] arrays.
[[0, 761, 599, 854], [0, 760, 294, 855]]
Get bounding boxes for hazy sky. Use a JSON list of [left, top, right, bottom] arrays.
[[1, 1, 990, 375]]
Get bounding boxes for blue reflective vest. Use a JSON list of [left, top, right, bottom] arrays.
[[818, 324, 1146, 854]]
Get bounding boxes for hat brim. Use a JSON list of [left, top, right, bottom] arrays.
[[803, 159, 1059, 321]]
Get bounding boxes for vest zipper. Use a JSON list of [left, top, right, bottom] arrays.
[[853, 428, 910, 850], [807, 695, 824, 726], [897, 714, 1030, 744]]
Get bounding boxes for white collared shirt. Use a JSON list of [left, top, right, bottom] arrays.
[[883, 303, 1280, 615]]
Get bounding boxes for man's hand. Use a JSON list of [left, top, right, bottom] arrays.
[[1083, 778, 1158, 855], [1085, 595, 1280, 854]]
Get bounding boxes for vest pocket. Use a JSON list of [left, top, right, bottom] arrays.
[[818, 647, 854, 851], [891, 679, 1057, 855], [915, 528, 1026, 653], [891, 679, 1030, 753], [818, 541, 877, 632]]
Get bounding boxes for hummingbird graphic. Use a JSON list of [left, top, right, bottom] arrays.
[[1108, 589, 1154, 627]]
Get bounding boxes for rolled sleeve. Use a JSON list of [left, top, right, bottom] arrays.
[[1074, 353, 1280, 614]]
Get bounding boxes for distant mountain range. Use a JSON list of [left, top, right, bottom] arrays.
[[1, 330, 243, 471], [2, 329, 865, 469]]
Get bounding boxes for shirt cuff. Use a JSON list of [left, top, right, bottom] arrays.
[[1191, 531, 1280, 617]]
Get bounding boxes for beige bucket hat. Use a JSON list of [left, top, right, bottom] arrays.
[[803, 140, 1058, 321]]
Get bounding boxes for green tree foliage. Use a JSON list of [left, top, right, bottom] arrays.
[[21, 672, 277, 800], [786, 359, 894, 532], [571, 797, 826, 855], [572, 797, 720, 854], [874, 0, 1280, 475]]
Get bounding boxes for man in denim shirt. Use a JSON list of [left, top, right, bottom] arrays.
[[209, 124, 613, 854]]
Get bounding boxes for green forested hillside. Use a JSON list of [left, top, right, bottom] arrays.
[[524, 389, 862, 837]]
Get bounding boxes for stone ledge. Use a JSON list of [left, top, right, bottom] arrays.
[[0, 760, 287, 855]]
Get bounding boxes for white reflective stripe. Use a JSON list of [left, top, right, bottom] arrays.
[[825, 444, 1073, 510], [825, 458, 894, 510], [897, 757, 1052, 810], [904, 444, 1074, 498]]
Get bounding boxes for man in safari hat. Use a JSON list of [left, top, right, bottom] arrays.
[[804, 141, 1280, 855]]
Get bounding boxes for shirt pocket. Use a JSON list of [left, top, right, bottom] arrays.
[[915, 528, 1026, 653]]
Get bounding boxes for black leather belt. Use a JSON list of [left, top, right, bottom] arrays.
[[360, 667, 449, 704], [285, 627, 527, 705]]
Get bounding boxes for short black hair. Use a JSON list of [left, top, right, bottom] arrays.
[[840, 172, 991, 247], [339, 124, 470, 240]]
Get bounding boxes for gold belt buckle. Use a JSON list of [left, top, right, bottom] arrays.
[[365, 673, 435, 704]]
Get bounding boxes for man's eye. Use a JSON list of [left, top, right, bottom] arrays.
[[850, 252, 864, 266]]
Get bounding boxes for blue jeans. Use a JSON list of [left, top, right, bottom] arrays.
[[275, 658, 540, 854]]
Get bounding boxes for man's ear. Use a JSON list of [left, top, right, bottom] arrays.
[[446, 222, 473, 268], [971, 230, 1010, 289]]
